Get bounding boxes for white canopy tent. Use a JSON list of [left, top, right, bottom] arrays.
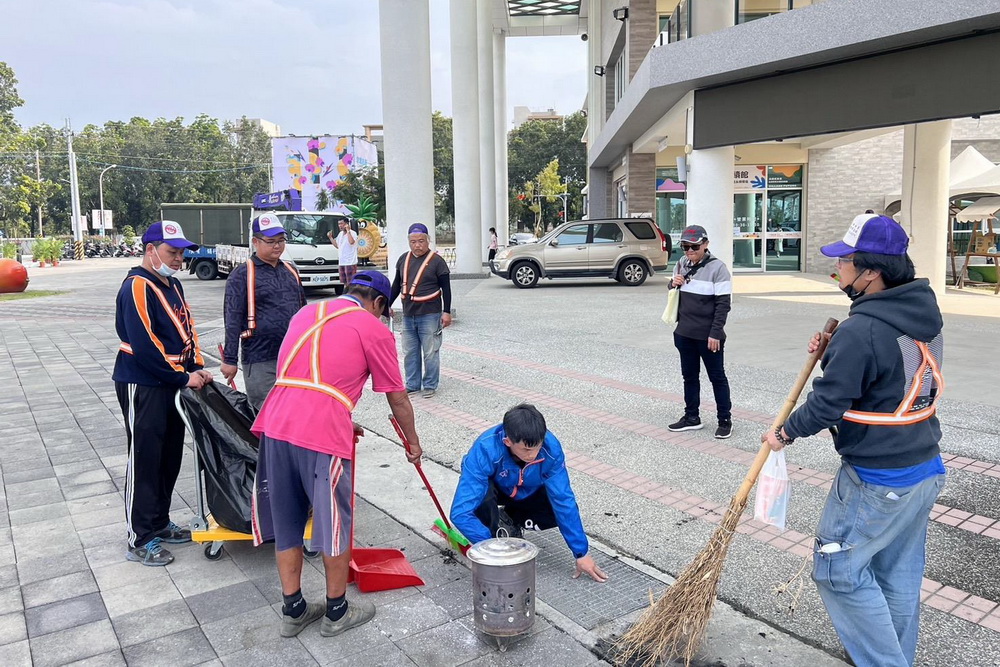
[[885, 146, 1000, 208], [954, 196, 1000, 222]]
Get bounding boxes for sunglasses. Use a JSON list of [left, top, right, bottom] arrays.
[[680, 242, 704, 251]]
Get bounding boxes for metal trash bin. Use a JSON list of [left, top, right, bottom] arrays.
[[467, 537, 539, 644]]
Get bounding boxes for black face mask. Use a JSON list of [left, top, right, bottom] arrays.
[[841, 272, 872, 301]]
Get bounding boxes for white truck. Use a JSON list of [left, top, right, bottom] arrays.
[[161, 194, 348, 291]]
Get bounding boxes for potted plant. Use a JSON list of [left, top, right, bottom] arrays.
[[34, 238, 47, 268]]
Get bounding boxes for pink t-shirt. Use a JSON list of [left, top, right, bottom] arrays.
[[251, 297, 404, 458]]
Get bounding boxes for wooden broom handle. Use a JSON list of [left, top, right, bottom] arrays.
[[733, 317, 839, 506]]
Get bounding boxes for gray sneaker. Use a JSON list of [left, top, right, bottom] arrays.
[[126, 537, 174, 567], [320, 599, 376, 637], [422, 389, 436, 399], [280, 602, 325, 638], [155, 521, 192, 544]]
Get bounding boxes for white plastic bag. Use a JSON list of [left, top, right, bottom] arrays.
[[661, 288, 680, 325], [754, 449, 790, 531]]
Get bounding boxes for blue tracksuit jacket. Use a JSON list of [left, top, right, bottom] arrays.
[[450, 425, 589, 558]]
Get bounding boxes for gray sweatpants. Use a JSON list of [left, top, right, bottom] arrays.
[[244, 359, 277, 411]]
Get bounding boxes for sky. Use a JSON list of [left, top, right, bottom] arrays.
[[2, 0, 588, 135]]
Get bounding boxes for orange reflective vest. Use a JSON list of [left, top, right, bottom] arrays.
[[842, 340, 944, 426], [241, 259, 300, 340], [401, 251, 442, 303], [272, 301, 365, 410], [118, 275, 203, 369]]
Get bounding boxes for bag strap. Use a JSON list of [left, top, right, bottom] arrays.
[[681, 254, 715, 283]]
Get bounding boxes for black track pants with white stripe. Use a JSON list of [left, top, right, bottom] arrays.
[[115, 382, 186, 548]]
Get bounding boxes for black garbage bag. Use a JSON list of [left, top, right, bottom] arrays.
[[179, 382, 258, 533]]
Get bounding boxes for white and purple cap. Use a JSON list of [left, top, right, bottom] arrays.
[[821, 214, 909, 258], [252, 214, 286, 237], [142, 221, 199, 250]]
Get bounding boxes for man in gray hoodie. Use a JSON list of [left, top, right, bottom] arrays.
[[764, 214, 945, 667]]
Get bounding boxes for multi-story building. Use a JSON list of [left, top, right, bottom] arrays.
[[584, 0, 1000, 289]]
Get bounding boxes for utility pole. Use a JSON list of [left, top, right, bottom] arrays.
[[98, 164, 118, 239], [66, 121, 84, 259], [35, 150, 43, 236]]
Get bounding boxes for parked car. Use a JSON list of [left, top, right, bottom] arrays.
[[490, 218, 670, 288], [508, 232, 538, 245]]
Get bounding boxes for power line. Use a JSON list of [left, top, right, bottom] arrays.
[[76, 158, 269, 175]]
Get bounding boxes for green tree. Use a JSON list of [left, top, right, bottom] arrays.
[[432, 111, 454, 229]]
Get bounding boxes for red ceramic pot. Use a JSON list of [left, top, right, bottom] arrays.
[[0, 259, 29, 293]]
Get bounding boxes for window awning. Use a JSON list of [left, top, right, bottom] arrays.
[[955, 196, 1000, 222]]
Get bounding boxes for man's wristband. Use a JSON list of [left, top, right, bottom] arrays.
[[774, 426, 794, 446]]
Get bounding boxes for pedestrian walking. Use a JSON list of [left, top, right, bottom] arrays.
[[113, 221, 213, 566], [390, 222, 452, 398], [450, 404, 609, 583], [221, 214, 305, 410], [250, 271, 422, 639], [487, 227, 499, 262], [666, 225, 733, 439], [763, 213, 946, 667], [329, 218, 358, 286]]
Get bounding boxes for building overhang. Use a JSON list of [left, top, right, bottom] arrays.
[[589, 0, 1000, 169], [495, 0, 587, 36]]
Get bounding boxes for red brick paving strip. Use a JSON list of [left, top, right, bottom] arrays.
[[438, 366, 1000, 543], [413, 399, 1000, 636], [445, 343, 1000, 481]]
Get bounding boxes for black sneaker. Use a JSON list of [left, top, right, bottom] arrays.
[[496, 508, 523, 538], [668, 416, 703, 432], [126, 537, 174, 567], [155, 521, 192, 544], [715, 419, 733, 439]]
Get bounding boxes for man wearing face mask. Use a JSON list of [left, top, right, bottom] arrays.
[[763, 214, 945, 667], [113, 221, 214, 566]]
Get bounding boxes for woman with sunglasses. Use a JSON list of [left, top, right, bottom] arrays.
[[666, 225, 733, 439]]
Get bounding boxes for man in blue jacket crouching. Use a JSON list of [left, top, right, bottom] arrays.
[[450, 404, 608, 582]]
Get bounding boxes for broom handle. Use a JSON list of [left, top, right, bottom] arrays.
[[389, 415, 455, 531], [733, 317, 839, 506]]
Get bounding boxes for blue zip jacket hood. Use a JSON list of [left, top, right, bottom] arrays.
[[450, 425, 589, 558]]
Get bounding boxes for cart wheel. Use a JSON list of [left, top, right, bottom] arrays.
[[303, 547, 320, 559], [204, 543, 224, 560]]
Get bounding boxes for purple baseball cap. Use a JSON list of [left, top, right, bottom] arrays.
[[350, 271, 392, 318], [252, 214, 286, 237], [821, 214, 909, 257], [141, 221, 199, 250], [407, 223, 429, 236]]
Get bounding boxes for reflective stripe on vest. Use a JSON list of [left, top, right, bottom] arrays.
[[842, 341, 945, 426], [242, 259, 300, 339], [402, 251, 442, 303], [272, 301, 365, 410], [120, 275, 197, 362]]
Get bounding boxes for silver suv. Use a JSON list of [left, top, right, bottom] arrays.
[[490, 218, 670, 288]]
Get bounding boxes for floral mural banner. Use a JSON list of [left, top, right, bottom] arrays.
[[271, 135, 379, 212]]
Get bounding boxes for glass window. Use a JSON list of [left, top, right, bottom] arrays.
[[556, 225, 589, 245], [766, 190, 802, 272], [625, 222, 656, 240], [280, 214, 340, 245], [614, 51, 626, 103], [593, 223, 623, 243], [736, 0, 791, 24]]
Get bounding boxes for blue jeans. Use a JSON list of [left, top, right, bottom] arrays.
[[402, 313, 443, 392], [812, 463, 945, 667]]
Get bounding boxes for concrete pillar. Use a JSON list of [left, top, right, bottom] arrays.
[[378, 0, 435, 270], [478, 10, 497, 262], [627, 151, 655, 216], [450, 0, 482, 273], [686, 146, 735, 268], [628, 0, 657, 80], [493, 30, 509, 245], [900, 121, 951, 295], [588, 168, 611, 219]]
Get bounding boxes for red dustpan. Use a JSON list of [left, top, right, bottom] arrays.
[[347, 429, 425, 593]]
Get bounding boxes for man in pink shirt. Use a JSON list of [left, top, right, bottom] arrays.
[[251, 271, 422, 639]]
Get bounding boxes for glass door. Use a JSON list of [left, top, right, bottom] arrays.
[[733, 193, 763, 270], [765, 190, 802, 271]]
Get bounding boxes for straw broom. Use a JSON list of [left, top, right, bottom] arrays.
[[615, 317, 839, 667]]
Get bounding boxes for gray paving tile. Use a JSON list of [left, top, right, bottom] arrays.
[[201, 606, 282, 657], [63, 649, 127, 666], [60, 469, 113, 487], [2, 466, 55, 485], [11, 516, 81, 559], [100, 577, 182, 618], [5, 477, 61, 497], [70, 506, 122, 531], [372, 591, 451, 641], [22, 570, 98, 608], [53, 460, 106, 477], [0, 587, 22, 616], [328, 642, 417, 666], [8, 502, 70, 527], [293, 600, 393, 663], [77, 522, 125, 549], [92, 558, 170, 592], [218, 637, 318, 667], [1, 458, 54, 474], [395, 619, 493, 667], [408, 552, 470, 591], [0, 565, 16, 590], [122, 627, 216, 667], [5, 489, 63, 512], [169, 559, 249, 598], [25, 591, 108, 638], [0, 610, 25, 645], [185, 580, 269, 626], [68, 492, 124, 516], [85, 541, 128, 570], [15, 549, 90, 586], [458, 627, 600, 667], [111, 598, 198, 648], [0, 639, 30, 665], [63, 481, 119, 501]]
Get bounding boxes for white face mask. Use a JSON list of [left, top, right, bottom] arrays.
[[150, 246, 177, 277]]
